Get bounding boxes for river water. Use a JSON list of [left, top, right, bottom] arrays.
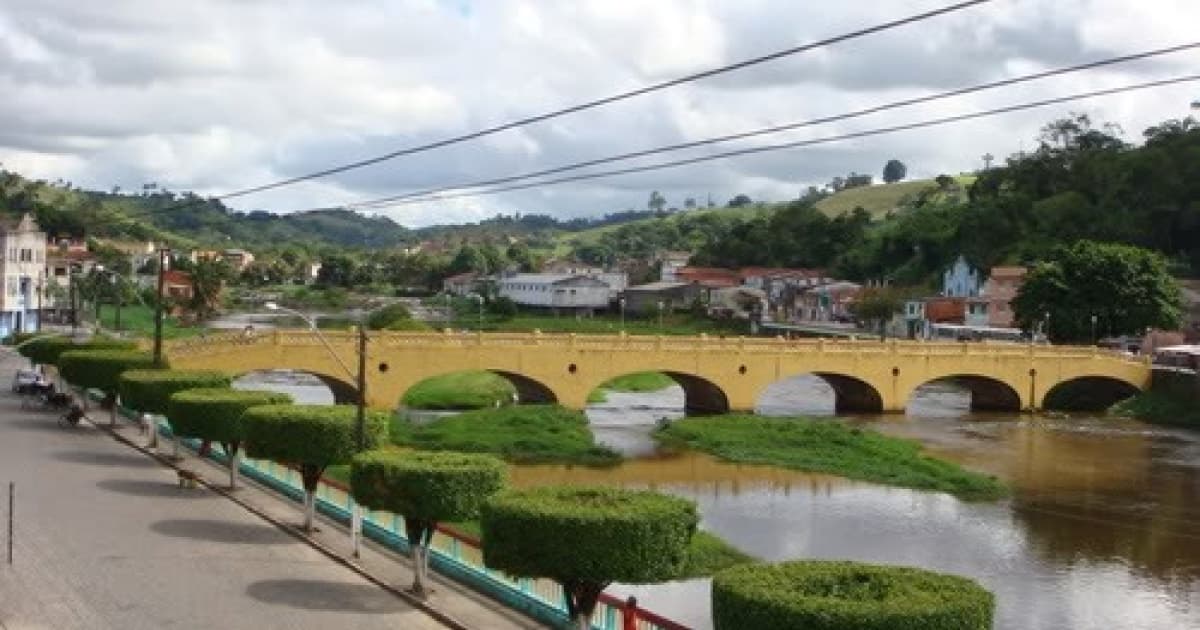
[[234, 372, 1200, 630]]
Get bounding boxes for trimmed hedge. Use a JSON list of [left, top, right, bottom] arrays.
[[351, 450, 506, 522], [118, 370, 232, 415], [19, 336, 138, 367], [711, 561, 995, 630], [58, 349, 160, 393], [243, 404, 389, 478], [481, 486, 697, 584], [167, 388, 294, 443], [4, 331, 40, 347]]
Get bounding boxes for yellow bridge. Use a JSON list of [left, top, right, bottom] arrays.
[[164, 330, 1151, 414]]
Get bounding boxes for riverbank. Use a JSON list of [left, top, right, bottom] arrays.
[[588, 372, 676, 404], [1111, 390, 1200, 427], [393, 405, 622, 466], [403, 370, 677, 409], [97, 304, 206, 339], [656, 415, 1008, 501]]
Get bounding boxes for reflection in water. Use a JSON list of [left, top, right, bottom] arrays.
[[242, 371, 1200, 629], [233, 371, 335, 405]]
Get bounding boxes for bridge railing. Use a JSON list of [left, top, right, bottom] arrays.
[[168, 329, 1148, 365]]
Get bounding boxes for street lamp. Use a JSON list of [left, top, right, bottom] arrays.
[[619, 297, 626, 331], [153, 248, 171, 366], [1091, 313, 1098, 344], [1043, 311, 1051, 343], [475, 293, 484, 330], [263, 302, 367, 449], [657, 300, 664, 330], [94, 265, 125, 333]]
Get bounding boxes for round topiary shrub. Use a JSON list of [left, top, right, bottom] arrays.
[[711, 560, 995, 630], [168, 388, 293, 488], [243, 404, 390, 531], [58, 349, 160, 395], [351, 450, 506, 596], [119, 370, 232, 415], [482, 486, 697, 628], [19, 336, 76, 366]]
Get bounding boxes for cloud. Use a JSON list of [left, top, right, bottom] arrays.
[[0, 0, 1198, 229]]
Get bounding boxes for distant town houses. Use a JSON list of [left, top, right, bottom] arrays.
[[903, 257, 1029, 340], [497, 273, 611, 313]]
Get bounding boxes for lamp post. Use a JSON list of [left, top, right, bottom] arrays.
[[619, 297, 626, 332], [68, 263, 81, 335], [657, 300, 664, 330], [1091, 313, 1098, 345], [1043, 311, 1051, 343], [476, 294, 484, 330], [35, 271, 42, 333]]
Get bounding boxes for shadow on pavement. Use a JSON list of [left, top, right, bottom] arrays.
[[151, 518, 294, 545], [97, 478, 218, 499], [246, 579, 409, 614], [6, 417, 66, 433], [55, 450, 159, 468]]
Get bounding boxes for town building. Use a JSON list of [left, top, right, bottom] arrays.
[[0, 214, 46, 335], [443, 271, 480, 297], [657, 251, 692, 283], [497, 273, 612, 312], [621, 281, 702, 315], [980, 267, 1027, 328], [673, 266, 741, 289], [793, 281, 861, 323], [942, 255, 982, 297], [43, 246, 97, 323], [222, 248, 255, 272]]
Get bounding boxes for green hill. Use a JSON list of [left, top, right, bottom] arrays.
[[0, 170, 412, 249], [814, 176, 974, 219]]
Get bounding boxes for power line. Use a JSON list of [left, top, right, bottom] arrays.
[[210, 0, 994, 202], [348, 43, 1200, 209], [358, 74, 1200, 208]]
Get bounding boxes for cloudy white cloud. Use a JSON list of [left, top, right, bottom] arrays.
[[1, 0, 1198, 228]]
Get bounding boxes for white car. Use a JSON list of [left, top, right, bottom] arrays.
[[11, 369, 40, 393]]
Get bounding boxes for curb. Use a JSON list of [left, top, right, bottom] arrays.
[[92, 420, 473, 630]]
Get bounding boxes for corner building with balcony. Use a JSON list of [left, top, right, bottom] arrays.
[[0, 213, 47, 336]]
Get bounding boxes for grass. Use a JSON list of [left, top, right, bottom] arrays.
[[393, 405, 621, 466], [1111, 390, 1200, 427], [656, 415, 1007, 501], [588, 371, 676, 404], [97, 303, 206, 339], [402, 371, 516, 410], [814, 176, 975, 219]]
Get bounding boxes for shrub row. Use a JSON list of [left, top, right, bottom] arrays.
[[711, 560, 995, 630], [118, 370, 232, 415], [57, 349, 159, 394], [20, 336, 139, 367], [481, 486, 697, 584], [351, 450, 506, 522], [243, 404, 389, 467], [168, 388, 294, 443]]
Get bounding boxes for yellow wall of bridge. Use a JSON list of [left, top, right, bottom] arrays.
[[165, 330, 1152, 413]]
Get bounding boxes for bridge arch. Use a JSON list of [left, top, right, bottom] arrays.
[[399, 369, 559, 410], [233, 369, 357, 405], [756, 373, 884, 415], [1043, 376, 1141, 411], [584, 371, 728, 416], [907, 374, 1023, 413]]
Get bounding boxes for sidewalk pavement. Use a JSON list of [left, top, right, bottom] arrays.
[[0, 349, 543, 630]]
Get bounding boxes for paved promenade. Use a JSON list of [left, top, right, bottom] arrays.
[[0, 349, 541, 630]]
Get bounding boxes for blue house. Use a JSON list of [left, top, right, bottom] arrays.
[[942, 255, 981, 298]]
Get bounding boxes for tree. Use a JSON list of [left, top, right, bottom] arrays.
[[58, 350, 159, 424], [727, 194, 753, 208], [647, 190, 666, 213], [684, 197, 697, 210], [448, 244, 488, 275], [505, 242, 536, 272], [351, 451, 506, 597], [1012, 241, 1181, 343], [243, 404, 389, 531], [482, 486, 697, 630], [365, 303, 413, 330], [118, 369, 231, 449], [188, 258, 233, 322], [316, 254, 357, 287], [711, 560, 994, 630], [488, 296, 519, 320], [168, 388, 293, 488], [883, 159, 908, 184], [849, 287, 905, 337]]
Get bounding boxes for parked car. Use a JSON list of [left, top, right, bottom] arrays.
[[12, 369, 40, 393]]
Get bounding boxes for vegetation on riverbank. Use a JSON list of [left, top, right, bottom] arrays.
[[393, 405, 621, 466], [1111, 391, 1200, 428], [402, 371, 516, 410], [656, 415, 1007, 501], [98, 303, 206, 339], [588, 371, 676, 403]]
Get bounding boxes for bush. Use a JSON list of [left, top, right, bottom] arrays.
[[243, 404, 389, 488], [351, 450, 506, 595], [168, 388, 294, 444], [488, 296, 518, 320], [366, 303, 413, 330], [482, 486, 697, 624], [58, 350, 160, 394], [4, 331, 39, 346], [19, 336, 138, 367], [118, 370, 232, 415], [711, 561, 995, 630]]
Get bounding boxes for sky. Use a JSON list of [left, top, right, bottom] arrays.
[[1, 0, 1198, 228]]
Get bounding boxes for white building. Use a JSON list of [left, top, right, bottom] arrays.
[[0, 214, 47, 336], [498, 274, 612, 311]]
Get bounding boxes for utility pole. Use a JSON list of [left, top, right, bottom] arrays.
[[69, 267, 78, 335], [355, 320, 368, 451], [153, 248, 169, 366], [35, 272, 42, 333]]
